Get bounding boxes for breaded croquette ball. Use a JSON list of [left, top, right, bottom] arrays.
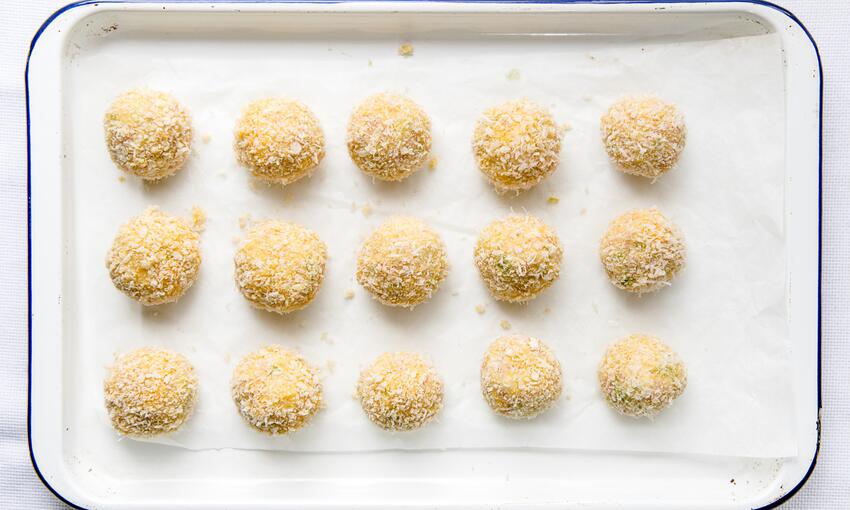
[[598, 334, 687, 418], [347, 93, 432, 181], [356, 217, 448, 307], [234, 220, 327, 314], [103, 88, 193, 180], [231, 345, 322, 434], [474, 214, 563, 303], [356, 352, 443, 431], [480, 335, 562, 419], [103, 347, 198, 436], [600, 96, 686, 179], [106, 206, 202, 306], [599, 207, 685, 294], [234, 97, 325, 185], [472, 99, 562, 193]]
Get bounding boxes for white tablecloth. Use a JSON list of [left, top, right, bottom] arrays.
[[1, 1, 846, 508]]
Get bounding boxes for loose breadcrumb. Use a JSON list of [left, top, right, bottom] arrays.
[[475, 304, 486, 314], [356, 216, 448, 307], [103, 347, 197, 436], [356, 352, 443, 431], [231, 345, 322, 434], [347, 93, 431, 182], [428, 157, 438, 171], [190, 206, 206, 231], [238, 214, 252, 230], [361, 203, 373, 216], [480, 335, 562, 419], [398, 43, 414, 57], [474, 214, 563, 303], [103, 88, 193, 181], [234, 97, 325, 185], [118, 175, 126, 183], [344, 289, 355, 300], [547, 195, 560, 204], [500, 320, 512, 330], [202, 133, 212, 144], [598, 334, 686, 418], [506, 69, 521, 81], [472, 99, 562, 193], [106, 207, 201, 306], [600, 96, 686, 179], [235, 220, 328, 314], [599, 207, 685, 294]]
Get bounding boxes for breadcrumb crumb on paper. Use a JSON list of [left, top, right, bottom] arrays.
[[547, 195, 560, 204], [344, 289, 355, 300], [361, 203, 373, 216], [201, 133, 212, 144], [475, 304, 486, 315], [398, 42, 414, 57], [428, 157, 438, 171], [500, 319, 512, 330], [506, 69, 521, 81], [190, 206, 206, 231]]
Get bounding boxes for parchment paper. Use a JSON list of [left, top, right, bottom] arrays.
[[66, 30, 794, 457]]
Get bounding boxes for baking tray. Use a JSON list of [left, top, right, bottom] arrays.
[[26, 1, 821, 508]]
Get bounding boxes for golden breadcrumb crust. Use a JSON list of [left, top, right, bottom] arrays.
[[104, 347, 197, 436], [356, 352, 443, 431], [598, 334, 687, 418]]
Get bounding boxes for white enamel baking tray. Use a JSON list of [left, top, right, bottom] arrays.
[[26, 1, 821, 508]]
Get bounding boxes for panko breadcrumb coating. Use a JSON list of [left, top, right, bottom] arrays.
[[104, 89, 193, 181], [234, 220, 327, 314], [347, 93, 432, 182], [106, 206, 202, 306], [234, 97, 325, 185], [231, 345, 322, 434], [356, 352, 443, 431], [480, 335, 562, 419], [472, 99, 563, 193], [103, 347, 197, 436], [356, 217, 448, 307], [600, 96, 686, 179], [598, 334, 687, 418], [474, 214, 563, 303], [599, 207, 685, 294]]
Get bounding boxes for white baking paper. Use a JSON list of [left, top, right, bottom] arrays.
[[64, 30, 794, 457]]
